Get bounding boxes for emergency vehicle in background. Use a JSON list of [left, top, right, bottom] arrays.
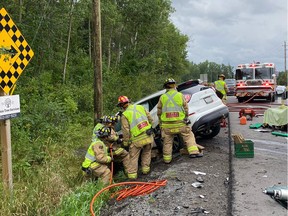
[[235, 62, 276, 103]]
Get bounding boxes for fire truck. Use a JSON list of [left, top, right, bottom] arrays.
[[235, 62, 276, 103]]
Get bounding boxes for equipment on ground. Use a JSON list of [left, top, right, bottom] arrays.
[[239, 108, 256, 120], [235, 62, 276, 103], [264, 185, 288, 209]]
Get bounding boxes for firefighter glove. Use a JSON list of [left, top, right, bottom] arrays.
[[117, 138, 123, 144], [82, 167, 92, 175], [146, 128, 153, 136], [123, 141, 129, 147], [184, 118, 191, 125]]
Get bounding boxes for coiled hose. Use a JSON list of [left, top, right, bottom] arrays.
[[89, 145, 167, 216]]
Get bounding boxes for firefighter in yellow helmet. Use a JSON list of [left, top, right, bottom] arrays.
[[214, 74, 228, 104], [117, 95, 154, 180], [91, 115, 111, 142], [96, 116, 130, 174], [157, 78, 203, 163], [82, 126, 113, 185]]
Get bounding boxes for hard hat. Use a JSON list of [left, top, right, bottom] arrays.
[[96, 126, 111, 138], [163, 78, 176, 88], [218, 74, 226, 80], [117, 95, 130, 107], [100, 115, 114, 124], [110, 116, 118, 123]]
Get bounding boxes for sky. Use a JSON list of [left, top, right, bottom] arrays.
[[170, 0, 288, 72]]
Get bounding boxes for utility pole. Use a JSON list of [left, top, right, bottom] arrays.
[[92, 0, 103, 125], [284, 41, 287, 73]]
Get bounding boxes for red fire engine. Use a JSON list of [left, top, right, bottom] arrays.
[[235, 62, 276, 103]]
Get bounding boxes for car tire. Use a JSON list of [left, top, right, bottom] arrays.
[[268, 93, 275, 102], [237, 97, 244, 103], [197, 123, 221, 139]]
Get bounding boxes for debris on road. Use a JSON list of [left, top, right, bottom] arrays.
[[193, 171, 206, 175], [192, 182, 203, 188]]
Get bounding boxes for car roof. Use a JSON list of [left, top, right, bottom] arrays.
[[134, 80, 202, 104]]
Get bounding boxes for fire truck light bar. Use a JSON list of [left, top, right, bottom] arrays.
[[237, 63, 274, 68]]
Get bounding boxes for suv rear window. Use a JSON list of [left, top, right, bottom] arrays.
[[139, 95, 161, 111]]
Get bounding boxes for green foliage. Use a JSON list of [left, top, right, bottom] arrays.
[[53, 181, 110, 216], [277, 71, 288, 86]]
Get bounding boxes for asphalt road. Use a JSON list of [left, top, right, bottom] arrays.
[[227, 96, 288, 216]]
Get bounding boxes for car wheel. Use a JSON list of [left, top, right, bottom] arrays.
[[198, 123, 221, 139], [268, 93, 275, 102], [237, 97, 244, 103]]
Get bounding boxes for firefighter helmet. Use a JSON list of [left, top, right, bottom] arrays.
[[110, 116, 118, 123], [117, 96, 130, 107], [96, 126, 111, 138], [218, 74, 226, 79], [163, 78, 176, 88], [100, 115, 114, 124]]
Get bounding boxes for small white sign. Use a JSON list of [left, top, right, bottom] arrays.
[[0, 95, 20, 120]]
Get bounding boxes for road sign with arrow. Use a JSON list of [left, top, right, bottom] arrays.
[[0, 8, 34, 94]]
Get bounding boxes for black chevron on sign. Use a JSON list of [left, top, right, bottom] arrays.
[[5, 45, 18, 58]]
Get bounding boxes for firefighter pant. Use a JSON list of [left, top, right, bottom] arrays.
[[161, 125, 199, 163], [222, 94, 227, 104], [90, 162, 111, 185], [127, 142, 152, 179], [112, 146, 130, 174]]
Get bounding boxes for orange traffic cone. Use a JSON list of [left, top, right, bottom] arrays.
[[240, 116, 247, 125]]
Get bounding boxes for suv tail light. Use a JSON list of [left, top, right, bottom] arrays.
[[184, 94, 192, 102]]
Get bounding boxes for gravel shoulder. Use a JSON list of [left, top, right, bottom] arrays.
[[101, 128, 231, 216]]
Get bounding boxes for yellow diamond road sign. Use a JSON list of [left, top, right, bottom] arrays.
[[0, 8, 34, 94]]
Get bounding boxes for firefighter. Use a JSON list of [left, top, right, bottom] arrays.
[[117, 95, 154, 180], [92, 115, 130, 175], [105, 115, 130, 175], [157, 78, 203, 163], [214, 74, 228, 104], [81, 126, 113, 185], [91, 115, 110, 142]]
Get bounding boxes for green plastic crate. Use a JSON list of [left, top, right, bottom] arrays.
[[234, 140, 254, 158]]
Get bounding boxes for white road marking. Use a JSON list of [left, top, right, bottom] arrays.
[[250, 139, 287, 146], [254, 147, 287, 155]]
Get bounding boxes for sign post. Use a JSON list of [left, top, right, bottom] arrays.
[[0, 8, 34, 193]]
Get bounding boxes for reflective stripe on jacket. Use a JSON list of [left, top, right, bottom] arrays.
[[160, 89, 185, 122], [123, 104, 151, 138], [215, 80, 226, 96], [82, 140, 110, 168]]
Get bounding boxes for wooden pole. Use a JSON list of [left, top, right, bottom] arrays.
[[92, 0, 103, 125], [0, 90, 13, 193]]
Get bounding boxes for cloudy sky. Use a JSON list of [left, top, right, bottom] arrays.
[[170, 0, 287, 72]]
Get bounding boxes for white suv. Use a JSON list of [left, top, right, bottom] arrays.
[[119, 80, 229, 152]]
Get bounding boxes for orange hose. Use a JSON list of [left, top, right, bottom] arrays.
[[90, 179, 167, 216]]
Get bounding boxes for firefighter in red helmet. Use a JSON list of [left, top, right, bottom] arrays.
[[157, 78, 203, 163], [117, 95, 154, 180]]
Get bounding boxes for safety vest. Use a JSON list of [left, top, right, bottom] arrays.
[[91, 123, 104, 142], [160, 89, 185, 122], [215, 80, 226, 96], [82, 140, 108, 168], [123, 104, 151, 138]]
